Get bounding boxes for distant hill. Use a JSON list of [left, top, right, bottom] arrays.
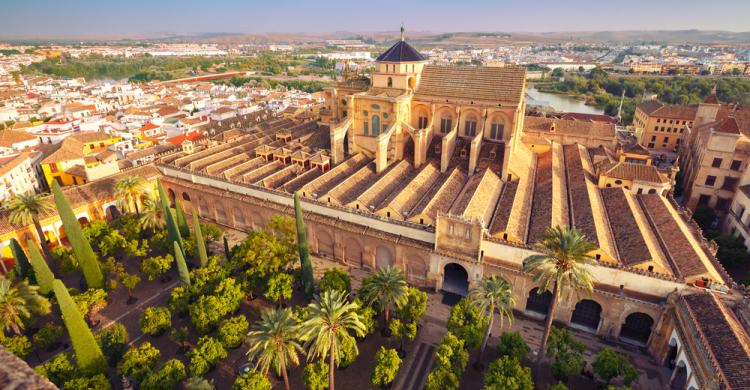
[[4, 30, 749, 46]]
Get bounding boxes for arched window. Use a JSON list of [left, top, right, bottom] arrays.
[[408, 77, 415, 89], [464, 115, 477, 137], [387, 77, 393, 88], [490, 120, 505, 140], [372, 115, 381, 136], [363, 121, 369, 135], [418, 115, 428, 129], [440, 114, 452, 133], [182, 192, 191, 201]]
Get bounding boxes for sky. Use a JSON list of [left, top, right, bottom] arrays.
[[2, 0, 749, 39]]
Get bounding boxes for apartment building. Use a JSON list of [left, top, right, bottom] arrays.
[[634, 100, 696, 153]]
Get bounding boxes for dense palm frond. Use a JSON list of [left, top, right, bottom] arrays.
[[246, 308, 303, 379], [298, 290, 366, 366], [114, 176, 146, 214], [523, 225, 597, 300], [7, 192, 54, 226], [138, 195, 164, 230], [0, 277, 51, 335], [358, 265, 408, 322], [468, 275, 515, 328]]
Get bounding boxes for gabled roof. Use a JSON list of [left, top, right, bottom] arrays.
[[600, 161, 667, 184], [636, 100, 663, 115], [376, 40, 425, 62], [414, 65, 526, 104], [681, 293, 750, 390], [0, 129, 37, 147]]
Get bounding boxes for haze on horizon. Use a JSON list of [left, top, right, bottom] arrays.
[[2, 0, 749, 40]]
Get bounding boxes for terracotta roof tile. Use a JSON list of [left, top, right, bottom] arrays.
[[682, 293, 750, 390], [414, 65, 526, 104]]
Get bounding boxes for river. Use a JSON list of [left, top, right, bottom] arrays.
[[526, 84, 604, 115]]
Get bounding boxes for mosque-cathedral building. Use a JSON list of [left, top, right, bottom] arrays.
[[2, 31, 750, 389]]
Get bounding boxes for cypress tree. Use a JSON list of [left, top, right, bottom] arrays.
[[157, 179, 183, 251], [52, 279, 107, 375], [193, 212, 208, 267], [174, 198, 190, 238], [9, 238, 33, 282], [52, 182, 103, 289], [27, 241, 53, 294], [294, 192, 314, 299], [223, 236, 230, 261], [174, 242, 190, 287]]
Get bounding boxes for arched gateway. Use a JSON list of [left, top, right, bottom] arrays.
[[442, 263, 469, 296]]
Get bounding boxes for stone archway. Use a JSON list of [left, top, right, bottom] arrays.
[[232, 209, 246, 230], [619, 312, 654, 345], [406, 254, 427, 281], [570, 299, 602, 332], [525, 287, 552, 317], [375, 246, 394, 269], [442, 263, 469, 296], [344, 237, 363, 267], [106, 205, 121, 221], [317, 230, 334, 258], [671, 361, 688, 390], [198, 198, 211, 219], [167, 189, 176, 207]]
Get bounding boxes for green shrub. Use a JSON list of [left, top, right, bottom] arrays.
[[397, 287, 428, 324], [302, 360, 329, 390], [62, 374, 112, 390], [97, 323, 129, 365], [183, 377, 215, 389], [482, 355, 533, 390], [188, 336, 227, 377], [189, 295, 224, 334], [33, 323, 64, 351], [141, 254, 174, 281], [592, 348, 639, 386], [1, 334, 31, 358], [218, 315, 249, 349], [318, 268, 351, 294], [35, 353, 79, 386], [547, 328, 585, 382], [141, 359, 187, 390], [354, 298, 377, 336], [425, 332, 467, 390], [447, 298, 488, 350], [497, 332, 530, 362], [338, 334, 358, 368], [168, 286, 190, 314], [263, 273, 293, 304], [140, 306, 172, 336], [232, 370, 272, 390], [117, 342, 161, 381], [371, 346, 401, 387]]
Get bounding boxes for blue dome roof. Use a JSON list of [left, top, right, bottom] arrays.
[[376, 40, 426, 62]]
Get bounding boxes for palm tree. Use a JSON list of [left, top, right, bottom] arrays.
[[138, 195, 164, 231], [246, 307, 303, 390], [523, 225, 596, 367], [114, 176, 146, 216], [468, 275, 515, 366], [358, 265, 408, 332], [7, 191, 55, 260], [0, 277, 51, 335], [299, 290, 366, 390]]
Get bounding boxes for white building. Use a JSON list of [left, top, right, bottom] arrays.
[[0, 153, 40, 203]]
